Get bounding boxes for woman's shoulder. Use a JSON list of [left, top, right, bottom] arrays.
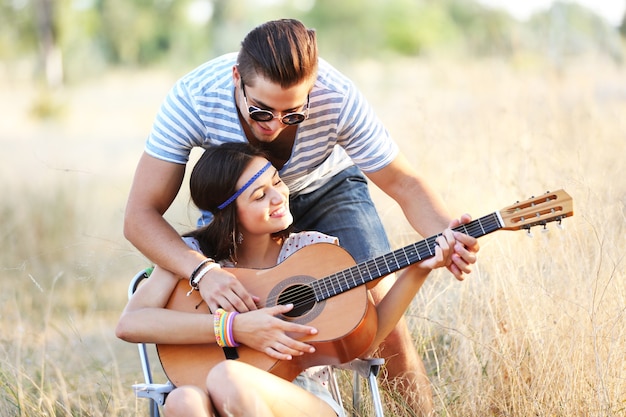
[[284, 231, 339, 248], [278, 232, 339, 263]]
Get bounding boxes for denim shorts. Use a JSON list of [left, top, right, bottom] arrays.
[[197, 165, 390, 263], [289, 165, 391, 263]]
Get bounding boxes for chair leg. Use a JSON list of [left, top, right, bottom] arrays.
[[367, 370, 384, 417], [341, 358, 384, 417], [328, 366, 345, 412], [352, 371, 362, 417], [150, 400, 160, 417]]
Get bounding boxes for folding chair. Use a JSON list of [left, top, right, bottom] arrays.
[[128, 268, 386, 417]]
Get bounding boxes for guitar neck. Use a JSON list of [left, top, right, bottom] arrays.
[[313, 212, 503, 301]]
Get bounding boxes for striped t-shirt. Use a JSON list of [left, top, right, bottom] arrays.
[[146, 53, 399, 196]]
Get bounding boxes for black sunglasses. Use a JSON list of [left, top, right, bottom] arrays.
[[241, 82, 309, 125]]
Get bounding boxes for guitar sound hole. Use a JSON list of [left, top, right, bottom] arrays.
[[278, 284, 316, 318]]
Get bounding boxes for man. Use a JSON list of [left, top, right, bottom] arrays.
[[124, 19, 479, 416]]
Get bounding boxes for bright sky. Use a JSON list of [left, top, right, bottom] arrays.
[[475, 0, 625, 26]]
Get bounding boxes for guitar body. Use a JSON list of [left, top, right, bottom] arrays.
[[157, 243, 378, 389]]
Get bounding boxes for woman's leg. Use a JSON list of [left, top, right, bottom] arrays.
[[206, 361, 337, 417], [164, 385, 214, 417]]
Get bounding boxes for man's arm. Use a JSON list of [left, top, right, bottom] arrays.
[[124, 152, 258, 312], [366, 153, 451, 236], [366, 153, 479, 279], [124, 152, 205, 278]]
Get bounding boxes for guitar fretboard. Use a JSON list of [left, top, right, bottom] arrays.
[[312, 212, 503, 301]]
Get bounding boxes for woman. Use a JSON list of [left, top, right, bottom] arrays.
[[116, 142, 459, 417]]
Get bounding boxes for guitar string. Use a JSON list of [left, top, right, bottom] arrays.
[[260, 213, 502, 310], [260, 203, 568, 309], [264, 214, 501, 308], [276, 214, 500, 309]]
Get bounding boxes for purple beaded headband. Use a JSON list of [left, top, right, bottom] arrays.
[[217, 161, 272, 210]]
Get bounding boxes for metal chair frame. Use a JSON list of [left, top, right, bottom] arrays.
[[128, 269, 385, 417]]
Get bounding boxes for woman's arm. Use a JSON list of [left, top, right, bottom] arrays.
[[364, 229, 458, 353], [115, 266, 321, 360], [115, 265, 214, 344]]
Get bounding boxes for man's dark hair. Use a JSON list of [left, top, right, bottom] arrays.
[[237, 19, 318, 88]]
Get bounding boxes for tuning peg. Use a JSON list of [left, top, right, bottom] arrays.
[[524, 226, 533, 238], [541, 224, 549, 233], [557, 219, 564, 230]]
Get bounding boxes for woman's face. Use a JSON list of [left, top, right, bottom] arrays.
[[235, 156, 292, 237]]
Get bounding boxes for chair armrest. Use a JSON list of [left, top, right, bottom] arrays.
[[336, 358, 385, 379], [132, 382, 174, 406]]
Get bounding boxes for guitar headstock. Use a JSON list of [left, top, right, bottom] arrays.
[[499, 189, 573, 231]]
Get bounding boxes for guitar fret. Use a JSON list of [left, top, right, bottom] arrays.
[[347, 268, 356, 288], [337, 270, 347, 291], [331, 274, 340, 295], [365, 259, 376, 281], [358, 263, 371, 283], [312, 280, 322, 301], [427, 237, 435, 256], [381, 255, 391, 275], [402, 247, 410, 266], [322, 276, 331, 298], [422, 243, 429, 257], [372, 258, 383, 277], [477, 219, 486, 235], [341, 272, 351, 292], [391, 252, 401, 270], [409, 245, 422, 263], [337, 274, 344, 295], [347, 267, 358, 287]]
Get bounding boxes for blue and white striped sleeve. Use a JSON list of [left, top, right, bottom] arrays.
[[336, 83, 399, 173], [146, 81, 206, 164]]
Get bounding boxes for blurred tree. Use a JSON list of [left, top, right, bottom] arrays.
[[33, 0, 63, 87], [445, 0, 517, 56], [95, 0, 178, 65], [528, 1, 623, 65], [381, 0, 460, 55], [302, 0, 383, 60], [619, 3, 626, 38], [0, 1, 36, 71], [1, 0, 623, 85]]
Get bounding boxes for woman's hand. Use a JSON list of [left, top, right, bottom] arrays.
[[232, 304, 318, 360], [447, 214, 480, 281], [416, 228, 455, 272]]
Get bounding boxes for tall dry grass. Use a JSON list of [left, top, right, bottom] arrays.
[[1, 56, 624, 416]]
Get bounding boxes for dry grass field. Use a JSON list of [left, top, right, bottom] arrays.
[[1, 54, 625, 416]]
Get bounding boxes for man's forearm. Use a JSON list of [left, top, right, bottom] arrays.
[[124, 209, 206, 278]]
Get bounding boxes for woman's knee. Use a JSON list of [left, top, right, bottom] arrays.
[[207, 360, 240, 386], [206, 360, 250, 397], [163, 385, 208, 417]]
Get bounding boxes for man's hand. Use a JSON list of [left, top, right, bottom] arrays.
[[197, 267, 259, 313], [447, 214, 480, 281]]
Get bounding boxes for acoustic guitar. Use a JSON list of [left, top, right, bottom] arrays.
[[157, 189, 573, 388]]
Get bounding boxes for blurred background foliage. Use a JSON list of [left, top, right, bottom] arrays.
[[1, 0, 624, 88]]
